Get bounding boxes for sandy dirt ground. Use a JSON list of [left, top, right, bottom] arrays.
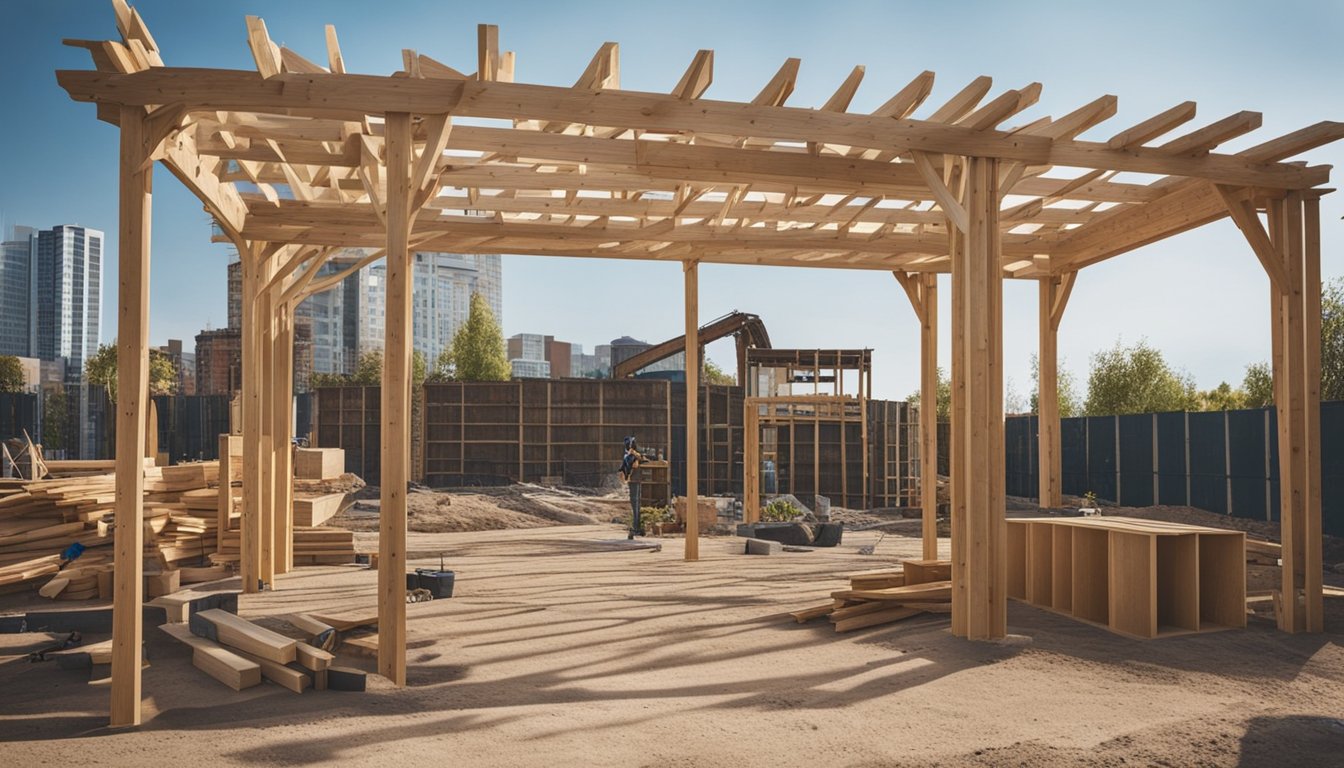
[[2, 523, 1342, 767]]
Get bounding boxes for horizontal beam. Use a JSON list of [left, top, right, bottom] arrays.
[[1050, 180, 1228, 271]]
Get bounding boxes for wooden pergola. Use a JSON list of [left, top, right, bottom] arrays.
[[59, 0, 1340, 727]]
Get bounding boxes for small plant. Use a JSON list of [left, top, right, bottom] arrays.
[[1082, 490, 1098, 509], [760, 498, 802, 522], [640, 505, 672, 534]]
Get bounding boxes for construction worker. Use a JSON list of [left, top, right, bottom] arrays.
[[619, 436, 645, 539]]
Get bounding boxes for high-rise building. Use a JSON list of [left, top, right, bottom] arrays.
[[509, 358, 550, 379], [194, 328, 242, 396], [509, 333, 573, 378], [226, 257, 242, 330], [0, 226, 38, 357], [153, 339, 196, 396], [34, 225, 103, 380]]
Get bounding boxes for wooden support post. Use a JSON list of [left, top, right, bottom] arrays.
[[259, 282, 275, 586], [273, 302, 294, 574], [379, 111, 412, 685], [240, 245, 262, 593], [950, 155, 1005, 640], [920, 274, 939, 559], [1302, 195, 1324, 632], [1038, 280, 1060, 507], [684, 259, 700, 561], [110, 105, 151, 728], [744, 401, 759, 523]]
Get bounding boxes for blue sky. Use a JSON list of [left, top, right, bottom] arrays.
[[2, 0, 1340, 401]]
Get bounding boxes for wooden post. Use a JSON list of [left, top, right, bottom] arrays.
[[273, 302, 294, 573], [379, 111, 412, 684], [1037, 278, 1061, 508], [110, 105, 151, 728], [1302, 194, 1324, 632], [744, 400, 759, 524], [684, 260, 700, 561], [920, 274, 939, 559], [259, 282, 275, 586], [240, 245, 262, 593], [951, 156, 1005, 640]]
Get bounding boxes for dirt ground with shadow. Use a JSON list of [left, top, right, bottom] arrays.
[[1, 525, 1342, 767]]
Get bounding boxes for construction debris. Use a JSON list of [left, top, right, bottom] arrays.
[[790, 558, 953, 633]]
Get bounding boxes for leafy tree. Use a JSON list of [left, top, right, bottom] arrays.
[[83, 343, 178, 400], [1083, 339, 1197, 416], [1242, 362, 1273, 408], [412, 349, 427, 388], [0, 355, 23, 393], [451, 292, 510, 381], [1195, 381, 1246, 411], [42, 387, 69, 451], [906, 366, 951, 421], [1028, 353, 1082, 418], [426, 347, 454, 382], [1324, 276, 1344, 401], [352, 350, 383, 385], [703, 360, 735, 386]]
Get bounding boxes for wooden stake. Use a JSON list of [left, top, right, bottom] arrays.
[[378, 112, 412, 685], [111, 105, 151, 727], [684, 259, 700, 561]]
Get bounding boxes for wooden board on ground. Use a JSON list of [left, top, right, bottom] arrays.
[[160, 622, 262, 691], [227, 646, 312, 693], [308, 610, 378, 632], [194, 608, 297, 664], [790, 603, 836, 623], [834, 606, 924, 633], [295, 642, 333, 671], [833, 580, 953, 603]]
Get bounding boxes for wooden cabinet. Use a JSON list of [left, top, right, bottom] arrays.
[[636, 459, 670, 508], [1008, 517, 1245, 639]]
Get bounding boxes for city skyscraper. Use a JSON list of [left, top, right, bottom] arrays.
[[0, 226, 38, 357], [34, 225, 103, 379], [355, 251, 503, 362]]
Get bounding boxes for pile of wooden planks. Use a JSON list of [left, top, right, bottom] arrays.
[[0, 460, 225, 597], [790, 559, 952, 633], [213, 526, 356, 567], [157, 600, 364, 693]]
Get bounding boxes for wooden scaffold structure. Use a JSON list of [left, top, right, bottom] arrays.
[[58, 0, 1340, 727]]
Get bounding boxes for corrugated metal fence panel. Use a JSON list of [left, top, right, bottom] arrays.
[[1060, 418, 1088, 497], [1187, 411, 1227, 515], [1226, 408, 1269, 521], [1267, 408, 1280, 523], [1117, 414, 1154, 507], [1085, 416, 1116, 502], [1321, 401, 1344, 537], [1155, 412, 1188, 505], [1004, 415, 1035, 498], [0, 393, 38, 441]]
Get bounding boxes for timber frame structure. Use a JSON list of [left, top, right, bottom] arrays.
[[59, 0, 1340, 727]]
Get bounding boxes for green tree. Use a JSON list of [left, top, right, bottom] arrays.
[[0, 355, 23, 393], [352, 350, 383, 385], [906, 366, 951, 420], [412, 349, 427, 388], [83, 343, 178, 400], [451, 292, 510, 381], [1083, 339, 1197, 416], [703, 360, 735, 386], [1195, 381, 1246, 411], [1324, 277, 1344, 401], [1242, 362, 1273, 408], [42, 387, 69, 451], [426, 347, 454, 382], [1027, 353, 1082, 418]]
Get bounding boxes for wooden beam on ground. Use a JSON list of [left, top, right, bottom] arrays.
[[684, 259, 700, 561], [379, 112, 412, 686], [110, 105, 151, 728]]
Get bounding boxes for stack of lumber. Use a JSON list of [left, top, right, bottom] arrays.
[[0, 460, 225, 597], [294, 448, 345, 480], [790, 559, 953, 633], [157, 602, 358, 693], [213, 526, 356, 566], [293, 492, 350, 527], [1245, 538, 1282, 566]]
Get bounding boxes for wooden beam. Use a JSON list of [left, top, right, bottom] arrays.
[[378, 112, 412, 686], [913, 152, 969, 233], [753, 58, 800, 107], [1215, 184, 1288, 292], [684, 259, 700, 561], [1158, 111, 1262, 156], [918, 273, 939, 559], [477, 24, 499, 82], [872, 70, 935, 119], [1038, 277, 1063, 508], [1051, 181, 1227, 272], [672, 50, 714, 101], [324, 25, 345, 75], [1106, 101, 1197, 149], [240, 244, 263, 595], [891, 270, 925, 324], [950, 155, 1005, 640], [1302, 195, 1324, 633], [110, 105, 151, 728]]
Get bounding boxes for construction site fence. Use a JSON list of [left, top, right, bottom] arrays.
[[313, 382, 919, 507], [1004, 402, 1344, 536], [0, 393, 38, 444]]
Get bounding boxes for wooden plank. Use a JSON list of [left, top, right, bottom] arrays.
[[1027, 522, 1052, 606], [228, 646, 311, 693], [110, 105, 151, 728], [918, 273, 939, 558], [1051, 525, 1073, 613], [295, 642, 333, 671], [1072, 526, 1109, 624], [1108, 530, 1156, 638], [789, 603, 835, 623], [160, 623, 261, 691], [834, 580, 952, 602], [684, 259, 699, 561], [379, 111, 412, 687], [1199, 533, 1247, 629], [1038, 277, 1063, 506], [1302, 195, 1324, 633], [194, 608, 297, 664], [1006, 521, 1027, 600], [901, 559, 951, 586], [834, 606, 923, 633], [295, 448, 345, 480]]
